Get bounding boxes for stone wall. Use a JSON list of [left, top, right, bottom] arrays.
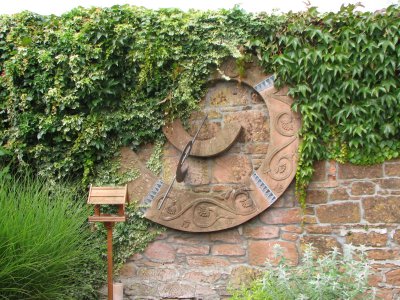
[[113, 64, 400, 299], [116, 159, 400, 300]]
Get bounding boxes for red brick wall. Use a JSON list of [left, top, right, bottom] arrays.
[[116, 160, 400, 299]]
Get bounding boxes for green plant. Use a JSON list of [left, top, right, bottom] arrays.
[[0, 5, 399, 294], [1, 5, 399, 209], [0, 174, 104, 299], [92, 153, 140, 186], [231, 244, 373, 300], [90, 153, 164, 272], [0, 145, 11, 180], [146, 139, 164, 175]]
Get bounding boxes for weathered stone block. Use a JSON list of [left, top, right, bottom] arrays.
[[125, 283, 158, 297], [248, 240, 298, 266], [229, 266, 261, 289], [211, 244, 245, 256], [301, 236, 341, 256], [206, 109, 223, 119], [338, 163, 383, 179], [167, 234, 204, 245], [363, 196, 400, 223], [187, 256, 230, 267], [346, 232, 388, 247], [259, 208, 302, 224], [281, 225, 303, 233], [144, 241, 176, 263], [136, 267, 178, 281], [368, 273, 383, 287], [305, 225, 334, 234], [209, 82, 249, 106], [316, 203, 360, 223], [281, 232, 299, 241], [303, 215, 318, 224], [176, 245, 210, 255], [224, 111, 269, 142], [243, 225, 280, 239], [386, 269, 400, 285], [183, 271, 222, 283], [384, 162, 400, 177], [209, 229, 242, 243], [330, 187, 349, 200], [195, 284, 220, 298], [367, 249, 400, 260], [228, 256, 248, 264], [377, 178, 400, 190], [351, 181, 375, 195], [306, 189, 328, 204], [159, 283, 196, 298]]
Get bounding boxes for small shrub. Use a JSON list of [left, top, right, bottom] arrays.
[[0, 174, 104, 299], [231, 244, 373, 300]]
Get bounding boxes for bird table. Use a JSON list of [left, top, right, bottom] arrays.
[[87, 185, 129, 300]]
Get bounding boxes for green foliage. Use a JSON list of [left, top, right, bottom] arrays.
[[90, 153, 163, 275], [0, 6, 399, 289], [255, 4, 400, 206], [0, 145, 12, 179], [0, 174, 104, 299], [1, 5, 400, 207], [146, 139, 164, 175], [92, 153, 140, 186], [230, 244, 372, 300], [0, 6, 248, 185]]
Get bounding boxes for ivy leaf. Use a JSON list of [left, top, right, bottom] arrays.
[[382, 124, 396, 137]]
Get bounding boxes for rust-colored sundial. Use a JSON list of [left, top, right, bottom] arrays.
[[123, 59, 301, 232]]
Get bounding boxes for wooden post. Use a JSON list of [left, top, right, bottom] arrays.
[[105, 222, 114, 300], [94, 204, 100, 216], [87, 185, 129, 300]]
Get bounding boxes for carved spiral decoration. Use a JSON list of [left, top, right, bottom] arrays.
[[275, 112, 295, 137]]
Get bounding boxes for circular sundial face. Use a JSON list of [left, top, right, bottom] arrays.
[[180, 79, 270, 185], [129, 58, 301, 232]]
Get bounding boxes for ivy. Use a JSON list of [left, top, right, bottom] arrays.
[[1, 4, 400, 208], [92, 153, 140, 186], [146, 139, 164, 175], [89, 153, 163, 288]]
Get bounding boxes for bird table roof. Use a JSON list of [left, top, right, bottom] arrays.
[[87, 185, 129, 205]]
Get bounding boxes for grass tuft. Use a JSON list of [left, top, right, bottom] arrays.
[[0, 174, 103, 299]]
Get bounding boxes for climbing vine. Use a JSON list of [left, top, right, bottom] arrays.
[[146, 139, 164, 175], [1, 4, 399, 208]]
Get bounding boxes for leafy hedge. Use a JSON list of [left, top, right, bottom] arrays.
[[1, 4, 399, 205]]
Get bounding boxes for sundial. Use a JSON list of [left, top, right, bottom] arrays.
[[123, 58, 301, 232]]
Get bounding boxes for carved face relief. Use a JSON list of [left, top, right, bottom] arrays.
[[126, 59, 301, 232]]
